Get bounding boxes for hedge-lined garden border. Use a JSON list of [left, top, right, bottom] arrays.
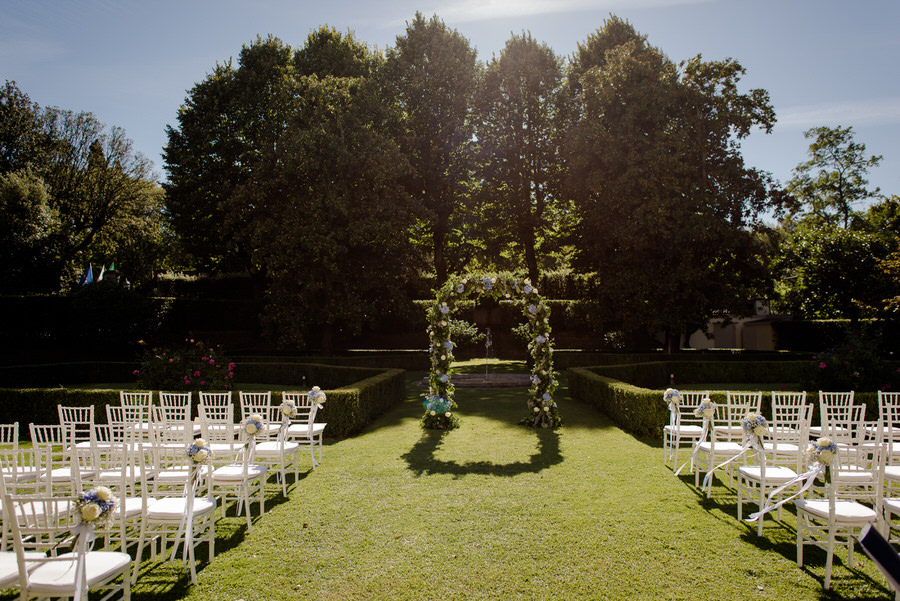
[[568, 362, 879, 440], [0, 364, 406, 441]]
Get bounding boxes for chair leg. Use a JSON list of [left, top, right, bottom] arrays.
[[825, 528, 836, 589], [131, 524, 147, 585]]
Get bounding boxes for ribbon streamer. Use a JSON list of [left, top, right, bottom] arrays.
[[170, 464, 202, 566], [746, 463, 826, 523], [700, 435, 762, 495], [674, 417, 711, 476], [73, 523, 95, 601]]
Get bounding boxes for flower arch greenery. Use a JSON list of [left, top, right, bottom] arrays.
[[423, 273, 561, 430]]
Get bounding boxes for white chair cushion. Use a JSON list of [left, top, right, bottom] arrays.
[[254, 441, 300, 455], [737, 465, 798, 483], [885, 465, 900, 482], [0, 550, 46, 588], [696, 441, 743, 455], [663, 425, 703, 436], [287, 423, 327, 437], [26, 551, 131, 593], [795, 499, 877, 523], [834, 467, 876, 483], [883, 497, 900, 514], [211, 464, 267, 482], [113, 495, 153, 518], [762, 442, 800, 454], [145, 497, 216, 521]]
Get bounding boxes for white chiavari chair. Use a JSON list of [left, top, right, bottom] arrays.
[[3, 492, 131, 601], [663, 391, 708, 471], [796, 443, 884, 590]]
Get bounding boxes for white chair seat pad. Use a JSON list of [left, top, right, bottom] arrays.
[[795, 499, 877, 523], [834, 467, 876, 483], [885, 465, 900, 481], [696, 441, 744, 455], [883, 497, 900, 513], [27, 551, 131, 592], [737, 465, 798, 483], [0, 551, 46, 588], [287, 423, 327, 437], [145, 497, 216, 520], [211, 464, 267, 481], [114, 495, 153, 518], [663, 425, 703, 436], [761, 442, 800, 454], [254, 441, 301, 455]]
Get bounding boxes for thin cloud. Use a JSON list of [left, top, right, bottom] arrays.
[[777, 97, 900, 129], [429, 0, 713, 22]]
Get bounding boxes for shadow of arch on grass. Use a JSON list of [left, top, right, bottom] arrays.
[[401, 427, 562, 477]]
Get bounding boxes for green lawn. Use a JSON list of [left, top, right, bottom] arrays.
[[14, 367, 895, 600]]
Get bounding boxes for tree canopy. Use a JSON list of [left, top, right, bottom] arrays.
[[0, 80, 163, 293]]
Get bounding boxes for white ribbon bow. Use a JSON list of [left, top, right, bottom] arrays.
[[746, 463, 827, 523], [700, 433, 763, 495]]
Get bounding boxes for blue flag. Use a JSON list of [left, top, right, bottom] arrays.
[[78, 264, 93, 286]]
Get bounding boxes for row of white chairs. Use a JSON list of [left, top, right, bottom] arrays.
[[0, 389, 328, 598], [665, 389, 900, 593]]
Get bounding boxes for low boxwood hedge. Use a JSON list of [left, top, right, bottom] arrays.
[[568, 364, 879, 440], [0, 365, 406, 441]]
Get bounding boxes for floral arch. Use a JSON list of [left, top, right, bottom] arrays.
[[423, 274, 561, 430]]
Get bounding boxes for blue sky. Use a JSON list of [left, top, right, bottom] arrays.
[[2, 0, 898, 205]]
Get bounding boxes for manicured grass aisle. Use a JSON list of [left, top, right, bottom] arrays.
[[152, 371, 891, 600]]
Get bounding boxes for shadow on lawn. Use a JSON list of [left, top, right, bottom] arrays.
[[401, 427, 562, 477], [677, 474, 894, 600]]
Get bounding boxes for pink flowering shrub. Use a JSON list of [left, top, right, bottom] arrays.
[[135, 339, 235, 391], [803, 334, 896, 392]]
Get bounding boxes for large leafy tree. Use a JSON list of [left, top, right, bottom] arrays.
[[0, 81, 163, 292], [774, 128, 892, 320], [786, 125, 882, 229], [566, 18, 778, 348], [775, 226, 892, 319], [164, 35, 298, 272], [233, 75, 419, 353], [382, 12, 479, 283], [294, 25, 381, 78], [475, 32, 567, 283]]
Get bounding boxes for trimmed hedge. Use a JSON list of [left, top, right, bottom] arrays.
[[568, 364, 880, 440], [0, 366, 406, 441]]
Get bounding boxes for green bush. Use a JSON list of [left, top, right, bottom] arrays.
[[0, 365, 406, 441], [136, 339, 235, 391], [802, 336, 900, 392]]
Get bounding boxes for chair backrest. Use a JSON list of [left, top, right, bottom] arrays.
[[120, 390, 153, 407], [199, 391, 233, 421], [199, 403, 237, 443], [722, 391, 762, 440], [57, 405, 95, 443], [159, 391, 192, 415], [3, 492, 76, 553], [823, 402, 867, 445], [106, 404, 152, 442], [819, 390, 855, 427], [240, 392, 273, 422], [832, 442, 883, 504], [152, 405, 194, 445], [879, 391, 900, 444], [770, 391, 811, 443], [0, 423, 18, 449], [0, 447, 38, 495]]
